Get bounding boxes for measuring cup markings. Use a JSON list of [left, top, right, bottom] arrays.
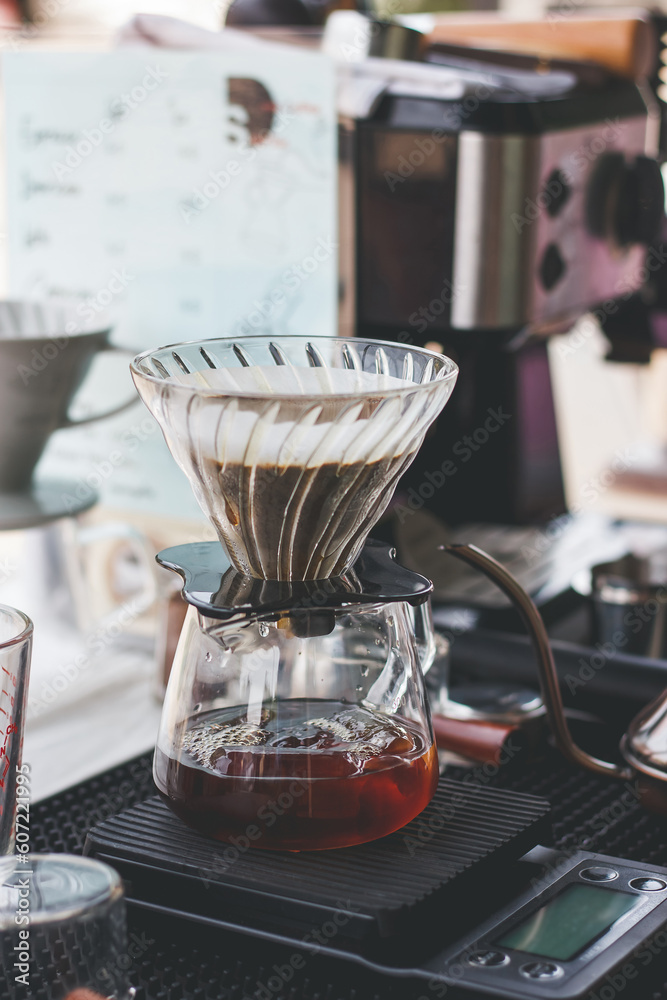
[[0, 612, 32, 852]]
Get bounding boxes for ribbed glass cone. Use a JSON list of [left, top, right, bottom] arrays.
[[131, 337, 458, 580]]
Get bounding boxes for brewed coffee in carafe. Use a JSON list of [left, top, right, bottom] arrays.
[[132, 337, 458, 849]]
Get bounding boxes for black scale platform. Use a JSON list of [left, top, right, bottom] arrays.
[[84, 779, 550, 964], [9, 749, 667, 1000]]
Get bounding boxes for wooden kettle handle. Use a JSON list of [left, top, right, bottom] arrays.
[[432, 714, 525, 765]]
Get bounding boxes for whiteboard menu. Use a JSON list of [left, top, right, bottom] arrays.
[[2, 48, 337, 517]]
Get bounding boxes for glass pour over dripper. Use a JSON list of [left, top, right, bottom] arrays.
[[131, 337, 458, 580], [131, 337, 458, 850]]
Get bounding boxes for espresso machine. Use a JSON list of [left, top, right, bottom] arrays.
[[334, 23, 666, 527]]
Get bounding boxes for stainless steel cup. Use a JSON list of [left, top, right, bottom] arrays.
[[591, 552, 667, 660]]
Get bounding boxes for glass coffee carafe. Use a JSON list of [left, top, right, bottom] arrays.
[[131, 336, 458, 850], [152, 540, 439, 850]]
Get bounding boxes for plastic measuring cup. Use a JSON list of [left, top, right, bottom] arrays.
[[0, 605, 32, 855]]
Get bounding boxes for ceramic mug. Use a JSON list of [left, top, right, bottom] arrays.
[[0, 300, 138, 493]]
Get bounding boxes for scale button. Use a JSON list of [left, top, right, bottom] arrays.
[[630, 877, 667, 892], [580, 866, 619, 882], [467, 949, 509, 968], [520, 962, 562, 980]]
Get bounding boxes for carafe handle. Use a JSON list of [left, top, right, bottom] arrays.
[[442, 543, 634, 781]]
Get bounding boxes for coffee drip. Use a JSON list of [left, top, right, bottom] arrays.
[[205, 453, 412, 580], [178, 364, 418, 582], [131, 337, 458, 849]]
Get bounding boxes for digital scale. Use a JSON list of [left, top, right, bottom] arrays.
[[85, 781, 667, 1000], [426, 848, 667, 999]]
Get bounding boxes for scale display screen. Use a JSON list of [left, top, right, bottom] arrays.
[[495, 884, 639, 961]]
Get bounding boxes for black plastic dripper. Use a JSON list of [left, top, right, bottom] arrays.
[[156, 538, 432, 621]]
